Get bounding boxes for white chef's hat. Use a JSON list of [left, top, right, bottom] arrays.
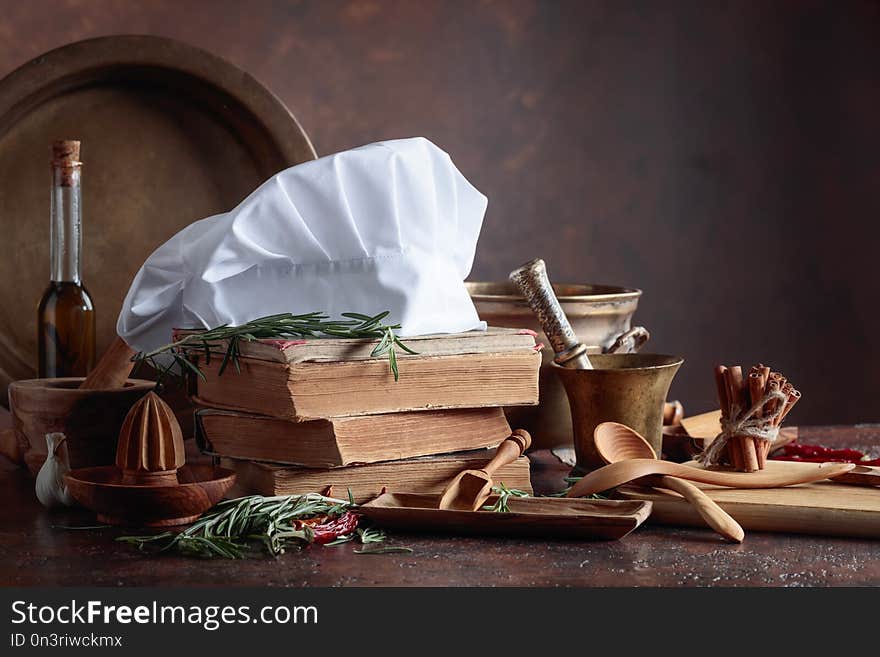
[[117, 137, 488, 353]]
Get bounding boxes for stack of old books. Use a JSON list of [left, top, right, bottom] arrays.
[[191, 328, 541, 502]]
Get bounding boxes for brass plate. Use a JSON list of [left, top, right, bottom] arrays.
[[0, 36, 316, 400]]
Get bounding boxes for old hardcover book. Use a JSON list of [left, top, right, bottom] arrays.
[[222, 450, 533, 504], [187, 327, 541, 420], [196, 406, 513, 468]]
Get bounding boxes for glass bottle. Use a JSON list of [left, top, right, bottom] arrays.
[[37, 140, 96, 377]]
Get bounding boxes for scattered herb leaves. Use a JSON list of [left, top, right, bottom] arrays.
[[353, 545, 414, 555], [51, 524, 112, 531], [482, 482, 530, 513], [546, 476, 607, 499]]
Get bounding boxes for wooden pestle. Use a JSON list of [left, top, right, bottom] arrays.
[[508, 258, 593, 369], [0, 336, 138, 466], [79, 336, 137, 390]]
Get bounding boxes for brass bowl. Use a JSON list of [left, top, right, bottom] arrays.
[[467, 281, 643, 449], [554, 354, 684, 473]]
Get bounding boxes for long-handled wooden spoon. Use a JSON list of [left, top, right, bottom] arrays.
[[566, 457, 855, 498], [593, 421, 744, 542], [438, 430, 531, 511]]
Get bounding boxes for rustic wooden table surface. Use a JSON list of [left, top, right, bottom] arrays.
[[1, 417, 878, 587]]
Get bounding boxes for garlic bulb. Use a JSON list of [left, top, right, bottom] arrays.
[[35, 432, 76, 508]]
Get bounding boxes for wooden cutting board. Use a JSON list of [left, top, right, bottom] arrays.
[[617, 464, 880, 538]]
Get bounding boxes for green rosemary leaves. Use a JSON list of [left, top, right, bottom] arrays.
[[131, 311, 416, 383], [482, 483, 530, 513], [117, 493, 359, 559]]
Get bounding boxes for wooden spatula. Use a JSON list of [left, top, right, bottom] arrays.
[[438, 430, 531, 511]]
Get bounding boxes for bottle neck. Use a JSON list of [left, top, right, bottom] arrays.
[[50, 165, 82, 283]]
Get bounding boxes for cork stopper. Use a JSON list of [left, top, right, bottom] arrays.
[[51, 140, 82, 187], [52, 140, 81, 165], [115, 392, 185, 486]]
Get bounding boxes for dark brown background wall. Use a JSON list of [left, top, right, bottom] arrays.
[[1, 0, 877, 424]]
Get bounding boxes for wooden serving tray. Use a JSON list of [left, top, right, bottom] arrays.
[[359, 492, 652, 540], [0, 36, 316, 398]]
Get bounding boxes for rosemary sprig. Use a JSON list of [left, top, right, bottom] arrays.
[[323, 526, 387, 547], [482, 482, 530, 513], [117, 493, 357, 559], [131, 311, 416, 383]]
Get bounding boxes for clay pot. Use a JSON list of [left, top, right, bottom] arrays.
[[7, 377, 155, 475], [466, 281, 642, 449]]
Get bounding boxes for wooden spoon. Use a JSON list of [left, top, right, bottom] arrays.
[[566, 457, 855, 498], [438, 430, 531, 511], [593, 421, 744, 542]]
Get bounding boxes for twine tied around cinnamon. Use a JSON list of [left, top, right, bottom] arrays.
[[698, 388, 788, 466]]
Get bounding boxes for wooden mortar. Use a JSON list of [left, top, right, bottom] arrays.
[[8, 377, 155, 475]]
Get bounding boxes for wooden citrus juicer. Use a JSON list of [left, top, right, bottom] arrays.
[[115, 390, 185, 486], [593, 422, 744, 542], [64, 390, 235, 525], [438, 430, 531, 511]]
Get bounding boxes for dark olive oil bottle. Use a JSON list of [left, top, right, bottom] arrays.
[[37, 140, 95, 377]]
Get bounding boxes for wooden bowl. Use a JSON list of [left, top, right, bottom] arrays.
[[8, 377, 155, 475], [64, 464, 236, 527]]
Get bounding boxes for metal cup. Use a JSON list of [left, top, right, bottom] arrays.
[[554, 353, 684, 473]]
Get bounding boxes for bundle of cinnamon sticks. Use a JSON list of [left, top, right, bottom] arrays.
[[713, 364, 800, 472]]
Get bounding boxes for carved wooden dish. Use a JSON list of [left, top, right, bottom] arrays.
[[64, 464, 236, 527], [360, 493, 652, 540]]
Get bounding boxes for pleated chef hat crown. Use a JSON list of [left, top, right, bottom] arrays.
[[117, 137, 488, 353]]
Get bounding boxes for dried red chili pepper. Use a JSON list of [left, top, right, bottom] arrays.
[[309, 511, 361, 544], [771, 442, 880, 466]]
